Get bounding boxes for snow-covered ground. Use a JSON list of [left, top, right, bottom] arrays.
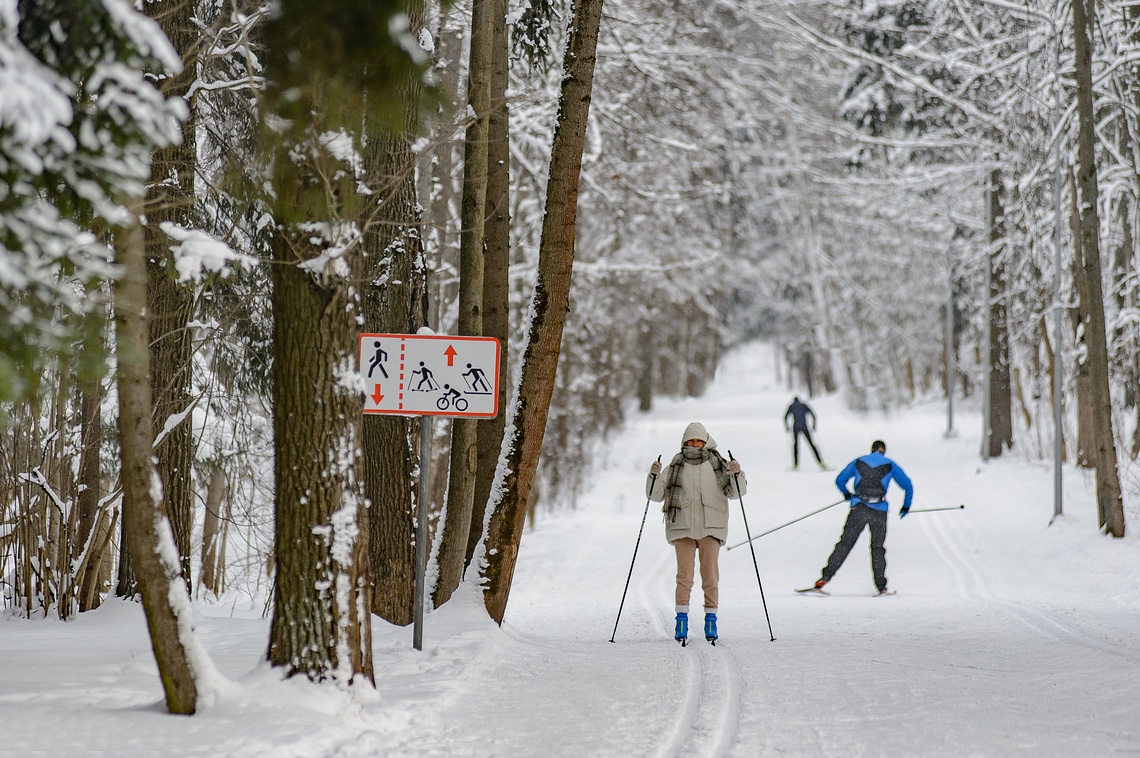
[[3, 342, 1139, 756]]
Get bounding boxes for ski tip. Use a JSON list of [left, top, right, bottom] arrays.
[[795, 586, 829, 596]]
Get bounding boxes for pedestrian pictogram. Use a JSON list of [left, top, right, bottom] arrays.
[[358, 333, 501, 418]]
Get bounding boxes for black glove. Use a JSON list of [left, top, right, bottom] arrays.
[[899, 507, 910, 520]]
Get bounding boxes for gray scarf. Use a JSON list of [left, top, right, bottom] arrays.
[[662, 446, 732, 522]]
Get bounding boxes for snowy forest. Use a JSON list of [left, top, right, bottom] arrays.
[[2, 0, 1139, 714]]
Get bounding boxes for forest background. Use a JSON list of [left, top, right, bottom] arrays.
[[2, 0, 1138, 712]]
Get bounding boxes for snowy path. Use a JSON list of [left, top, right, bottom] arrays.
[[387, 342, 1140, 756]]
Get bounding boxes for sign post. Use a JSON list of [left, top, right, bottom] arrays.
[[358, 333, 501, 650]]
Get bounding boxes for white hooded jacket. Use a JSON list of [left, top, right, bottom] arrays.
[[645, 423, 747, 544]]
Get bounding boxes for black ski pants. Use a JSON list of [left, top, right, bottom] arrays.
[[792, 427, 822, 467], [821, 504, 888, 592]]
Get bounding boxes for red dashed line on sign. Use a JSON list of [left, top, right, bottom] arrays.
[[399, 339, 406, 410]]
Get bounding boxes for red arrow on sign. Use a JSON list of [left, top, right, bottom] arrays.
[[444, 345, 458, 366], [371, 384, 384, 405]]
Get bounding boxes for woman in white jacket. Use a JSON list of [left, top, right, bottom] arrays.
[[647, 422, 747, 644]]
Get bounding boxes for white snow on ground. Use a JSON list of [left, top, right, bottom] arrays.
[[3, 341, 1139, 756]]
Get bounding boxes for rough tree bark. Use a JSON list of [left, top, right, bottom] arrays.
[[268, 223, 374, 682], [1072, 0, 1126, 537], [142, 0, 199, 593], [481, 0, 606, 624], [362, 0, 427, 627]]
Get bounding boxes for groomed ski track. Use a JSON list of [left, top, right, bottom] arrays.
[[368, 342, 1140, 757]]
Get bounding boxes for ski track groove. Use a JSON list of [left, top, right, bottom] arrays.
[[641, 540, 742, 758], [920, 502, 1140, 664]]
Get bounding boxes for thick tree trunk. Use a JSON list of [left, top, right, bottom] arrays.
[[986, 168, 1013, 457], [361, 0, 426, 626], [268, 227, 374, 682], [468, 0, 512, 571], [481, 0, 606, 624], [1072, 0, 1126, 537], [114, 217, 199, 715], [435, 0, 493, 608]]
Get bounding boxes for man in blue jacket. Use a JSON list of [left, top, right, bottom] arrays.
[[804, 440, 913, 596]]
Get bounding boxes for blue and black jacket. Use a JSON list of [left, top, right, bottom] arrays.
[[835, 451, 913, 513]]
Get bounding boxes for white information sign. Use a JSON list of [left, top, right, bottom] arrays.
[[358, 333, 501, 418]]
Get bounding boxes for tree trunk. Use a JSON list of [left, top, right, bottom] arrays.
[[481, 0, 606, 624], [268, 225, 374, 682], [361, 0, 427, 627], [986, 168, 1013, 457], [434, 0, 493, 608], [142, 0, 199, 594], [199, 467, 227, 597], [75, 373, 106, 611], [637, 325, 654, 413], [1067, 170, 1095, 469], [468, 0, 512, 571], [1072, 0, 1126, 537], [114, 215, 199, 715]]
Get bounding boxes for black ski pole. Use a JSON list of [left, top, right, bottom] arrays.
[[610, 455, 661, 643], [726, 498, 848, 551], [907, 504, 966, 513], [728, 450, 775, 642]]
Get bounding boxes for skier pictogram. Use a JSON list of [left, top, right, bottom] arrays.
[[411, 361, 438, 391], [462, 363, 491, 394]]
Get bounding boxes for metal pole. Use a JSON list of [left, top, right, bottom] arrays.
[[981, 179, 992, 462], [1051, 28, 1064, 524], [946, 272, 956, 438], [609, 456, 660, 643], [908, 505, 966, 513], [728, 451, 775, 642], [726, 497, 847, 550], [413, 415, 432, 651]]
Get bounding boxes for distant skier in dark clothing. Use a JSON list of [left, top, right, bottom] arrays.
[[802, 440, 913, 596], [784, 396, 824, 469]]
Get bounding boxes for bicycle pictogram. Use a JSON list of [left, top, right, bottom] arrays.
[[436, 384, 469, 411]]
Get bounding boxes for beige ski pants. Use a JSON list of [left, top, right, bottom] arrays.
[[673, 536, 720, 611]]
